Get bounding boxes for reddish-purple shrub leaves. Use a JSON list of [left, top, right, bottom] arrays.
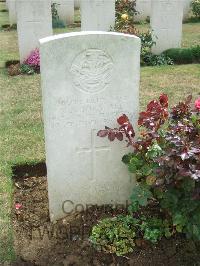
[[138, 94, 169, 131], [97, 130, 108, 138], [171, 95, 192, 119], [116, 132, 123, 141], [159, 94, 168, 108], [97, 93, 200, 184], [97, 114, 135, 146], [97, 130, 123, 142], [108, 131, 116, 141], [98, 94, 200, 241], [117, 114, 129, 125]]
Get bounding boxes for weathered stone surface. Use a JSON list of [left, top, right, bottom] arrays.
[[74, 0, 80, 9], [17, 0, 52, 63], [135, 0, 151, 22], [54, 0, 74, 25], [183, 0, 192, 21], [40, 32, 141, 221], [8, 0, 17, 25], [151, 0, 183, 54], [81, 0, 115, 31]]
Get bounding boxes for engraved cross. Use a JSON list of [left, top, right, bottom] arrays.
[[76, 129, 111, 181]]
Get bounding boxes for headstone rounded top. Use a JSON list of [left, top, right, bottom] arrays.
[[39, 31, 141, 45]]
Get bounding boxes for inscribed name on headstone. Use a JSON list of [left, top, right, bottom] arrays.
[[17, 0, 52, 63], [81, 0, 115, 31], [40, 32, 141, 221], [151, 0, 183, 54]]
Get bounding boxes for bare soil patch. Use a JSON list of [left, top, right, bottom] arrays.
[[12, 163, 200, 266]]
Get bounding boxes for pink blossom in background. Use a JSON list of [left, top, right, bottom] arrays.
[[24, 48, 40, 67], [195, 98, 200, 111]]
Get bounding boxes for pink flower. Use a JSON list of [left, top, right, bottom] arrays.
[[15, 203, 22, 210], [24, 48, 40, 67], [195, 98, 200, 110]]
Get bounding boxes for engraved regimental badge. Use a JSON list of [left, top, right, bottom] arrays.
[[71, 49, 114, 93]]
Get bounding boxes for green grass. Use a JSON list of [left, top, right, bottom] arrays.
[[0, 2, 200, 262], [0, 69, 44, 261], [135, 22, 200, 48], [181, 23, 200, 47], [140, 64, 200, 110], [0, 2, 9, 26]]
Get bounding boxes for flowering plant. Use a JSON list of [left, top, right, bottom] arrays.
[[195, 98, 200, 110], [114, 0, 138, 35], [23, 48, 40, 73], [114, 1, 173, 66], [98, 94, 200, 240]]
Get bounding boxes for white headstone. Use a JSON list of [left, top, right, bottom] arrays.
[[8, 0, 17, 25], [17, 0, 52, 63], [151, 0, 183, 55], [40, 32, 141, 221], [54, 0, 74, 25], [183, 0, 192, 21], [135, 0, 151, 22], [74, 0, 80, 9], [81, 0, 115, 31]]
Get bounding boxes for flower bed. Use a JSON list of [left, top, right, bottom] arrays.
[[92, 94, 200, 256]]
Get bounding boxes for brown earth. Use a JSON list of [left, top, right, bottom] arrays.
[[11, 164, 200, 266]]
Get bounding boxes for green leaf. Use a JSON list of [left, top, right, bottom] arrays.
[[128, 163, 137, 173], [128, 201, 139, 213], [192, 225, 200, 240], [146, 142, 163, 159], [130, 184, 153, 207], [181, 178, 195, 192], [176, 224, 183, 233], [122, 153, 133, 164], [191, 114, 197, 124], [173, 213, 187, 227], [140, 164, 153, 176], [164, 228, 172, 238], [130, 156, 143, 167]]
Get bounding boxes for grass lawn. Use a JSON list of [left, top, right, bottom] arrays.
[[136, 22, 200, 48], [0, 2, 200, 262]]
